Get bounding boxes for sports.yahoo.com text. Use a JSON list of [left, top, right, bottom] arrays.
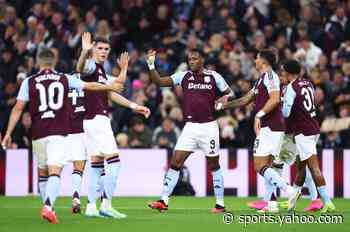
[[223, 212, 343, 227]]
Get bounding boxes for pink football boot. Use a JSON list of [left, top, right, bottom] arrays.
[[304, 198, 323, 212], [247, 200, 268, 210]]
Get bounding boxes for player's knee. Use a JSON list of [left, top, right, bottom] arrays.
[[210, 165, 220, 172], [73, 161, 86, 171], [170, 157, 184, 170], [48, 165, 62, 176], [38, 168, 48, 177], [254, 164, 263, 174], [90, 156, 104, 163], [170, 158, 183, 170]]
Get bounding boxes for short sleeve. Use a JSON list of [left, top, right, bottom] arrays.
[[170, 71, 187, 85], [17, 78, 29, 102], [212, 71, 229, 92], [282, 84, 296, 118], [67, 74, 84, 91], [263, 71, 280, 93], [83, 59, 97, 74], [106, 74, 117, 85]]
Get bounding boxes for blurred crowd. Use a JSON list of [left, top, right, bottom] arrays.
[[0, 0, 350, 150]]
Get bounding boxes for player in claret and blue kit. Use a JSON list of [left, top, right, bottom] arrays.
[[2, 48, 126, 223], [146, 49, 234, 213], [280, 59, 336, 212]]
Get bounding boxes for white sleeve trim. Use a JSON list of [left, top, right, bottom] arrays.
[[170, 71, 187, 86], [83, 59, 97, 74], [263, 71, 280, 93], [282, 84, 296, 118], [67, 74, 84, 91], [106, 74, 117, 85], [16, 78, 29, 102], [212, 71, 229, 92]]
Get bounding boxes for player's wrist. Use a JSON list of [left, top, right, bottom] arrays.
[[114, 80, 125, 85], [81, 49, 90, 54], [256, 110, 266, 118], [129, 102, 138, 110]]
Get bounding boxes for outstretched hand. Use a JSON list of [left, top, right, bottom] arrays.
[[1, 134, 11, 150], [81, 32, 95, 51], [117, 52, 129, 70], [215, 95, 230, 111], [134, 105, 151, 119], [146, 50, 156, 67]]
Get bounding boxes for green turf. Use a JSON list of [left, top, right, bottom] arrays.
[[0, 196, 348, 232]]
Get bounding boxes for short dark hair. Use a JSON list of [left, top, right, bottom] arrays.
[[258, 49, 276, 67], [94, 36, 110, 45], [282, 59, 301, 75], [37, 48, 55, 65], [189, 48, 205, 58], [38, 48, 55, 60], [130, 116, 144, 127]]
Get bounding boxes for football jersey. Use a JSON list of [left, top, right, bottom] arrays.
[[67, 73, 85, 134], [81, 59, 116, 120], [170, 69, 229, 123], [282, 77, 320, 136], [253, 70, 285, 131], [17, 69, 84, 140]]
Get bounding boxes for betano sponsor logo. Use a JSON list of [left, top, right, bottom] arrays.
[[188, 82, 212, 90]]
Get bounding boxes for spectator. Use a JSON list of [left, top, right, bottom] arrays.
[[12, 112, 31, 148], [325, 5, 350, 50], [152, 118, 180, 149], [294, 36, 323, 71], [95, 19, 111, 40], [0, 0, 349, 149], [116, 133, 129, 148], [0, 48, 18, 83], [128, 116, 152, 148]]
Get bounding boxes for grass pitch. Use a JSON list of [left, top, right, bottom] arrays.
[[0, 196, 348, 232]]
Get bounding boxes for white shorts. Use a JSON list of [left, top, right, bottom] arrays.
[[83, 115, 119, 156], [276, 134, 298, 165], [32, 135, 68, 169], [295, 134, 319, 161], [174, 121, 220, 157], [67, 133, 87, 161], [254, 127, 284, 157]]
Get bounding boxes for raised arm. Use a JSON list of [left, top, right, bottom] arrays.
[[115, 52, 129, 84], [2, 100, 26, 148], [76, 32, 95, 73], [106, 52, 130, 93], [146, 50, 174, 87]]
